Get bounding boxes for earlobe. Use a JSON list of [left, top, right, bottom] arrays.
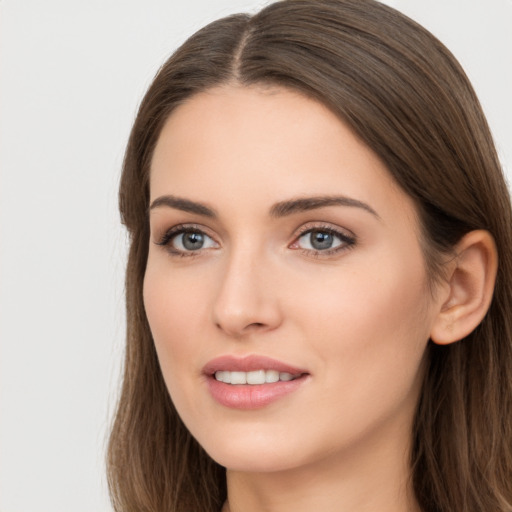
[[430, 230, 498, 345]]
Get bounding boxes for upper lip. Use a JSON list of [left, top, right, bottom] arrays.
[[202, 355, 308, 376]]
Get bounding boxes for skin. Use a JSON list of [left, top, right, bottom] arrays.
[[144, 85, 448, 512]]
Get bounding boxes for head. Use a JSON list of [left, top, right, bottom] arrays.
[[108, 1, 512, 511]]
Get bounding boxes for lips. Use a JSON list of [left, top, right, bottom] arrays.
[[203, 355, 309, 409], [203, 354, 307, 375]]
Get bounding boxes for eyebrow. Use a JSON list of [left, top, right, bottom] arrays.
[[270, 196, 380, 219], [149, 194, 379, 219], [149, 195, 217, 217]]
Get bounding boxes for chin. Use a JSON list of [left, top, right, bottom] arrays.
[[196, 430, 308, 473], [210, 450, 302, 474]]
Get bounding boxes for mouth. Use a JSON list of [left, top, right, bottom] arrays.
[[203, 355, 309, 409], [203, 354, 308, 380]]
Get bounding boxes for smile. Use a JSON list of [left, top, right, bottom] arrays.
[[204, 355, 309, 409], [214, 369, 299, 385]]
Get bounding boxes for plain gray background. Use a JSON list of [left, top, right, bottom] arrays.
[[1, 1, 511, 511]]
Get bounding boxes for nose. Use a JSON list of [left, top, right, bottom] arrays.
[[212, 247, 283, 337]]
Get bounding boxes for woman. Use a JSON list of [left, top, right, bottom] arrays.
[[107, 0, 512, 511]]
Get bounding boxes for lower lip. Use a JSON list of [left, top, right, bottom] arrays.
[[206, 375, 308, 410]]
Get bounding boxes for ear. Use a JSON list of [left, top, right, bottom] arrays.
[[430, 230, 498, 345]]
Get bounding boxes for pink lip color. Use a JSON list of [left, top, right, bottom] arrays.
[[203, 355, 309, 410]]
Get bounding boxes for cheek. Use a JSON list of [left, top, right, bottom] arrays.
[[289, 251, 432, 407], [291, 257, 430, 340], [143, 260, 211, 393]]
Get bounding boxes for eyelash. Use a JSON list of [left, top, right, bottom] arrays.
[[155, 224, 217, 258], [154, 223, 356, 258], [291, 224, 356, 258]]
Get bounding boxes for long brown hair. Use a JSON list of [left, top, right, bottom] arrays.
[[107, 1, 512, 510]]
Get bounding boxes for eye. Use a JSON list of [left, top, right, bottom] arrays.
[[156, 226, 219, 255], [291, 226, 356, 255], [298, 230, 341, 251], [173, 230, 217, 251]]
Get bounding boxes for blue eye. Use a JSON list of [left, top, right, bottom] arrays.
[[172, 231, 217, 252], [157, 227, 218, 255], [298, 230, 338, 250], [295, 228, 355, 253]]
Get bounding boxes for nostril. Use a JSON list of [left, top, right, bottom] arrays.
[[215, 321, 267, 336], [244, 322, 268, 332]]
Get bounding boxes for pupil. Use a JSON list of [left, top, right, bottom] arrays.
[[183, 232, 204, 250], [311, 231, 333, 250]]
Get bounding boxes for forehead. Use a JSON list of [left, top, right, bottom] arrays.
[[149, 84, 416, 225]]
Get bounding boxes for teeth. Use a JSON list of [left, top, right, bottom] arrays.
[[214, 370, 299, 385], [215, 370, 229, 383], [266, 370, 279, 383], [246, 370, 265, 384], [230, 371, 246, 385]]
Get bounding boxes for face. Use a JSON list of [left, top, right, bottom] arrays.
[[144, 85, 441, 474]]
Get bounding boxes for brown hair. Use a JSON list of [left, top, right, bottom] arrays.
[[107, 1, 512, 510]]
